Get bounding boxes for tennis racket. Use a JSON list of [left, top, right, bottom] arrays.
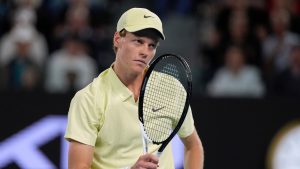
[[138, 53, 192, 158]]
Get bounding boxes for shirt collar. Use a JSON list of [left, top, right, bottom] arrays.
[[107, 65, 133, 102]]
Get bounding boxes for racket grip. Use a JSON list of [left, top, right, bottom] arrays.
[[157, 151, 162, 158], [139, 122, 149, 154]]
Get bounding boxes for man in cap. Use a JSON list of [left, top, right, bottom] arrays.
[[65, 7, 204, 169]]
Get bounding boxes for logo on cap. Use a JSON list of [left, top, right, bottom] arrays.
[[144, 15, 154, 18]]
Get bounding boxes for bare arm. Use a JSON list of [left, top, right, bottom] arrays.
[[181, 130, 204, 169], [68, 140, 94, 169]]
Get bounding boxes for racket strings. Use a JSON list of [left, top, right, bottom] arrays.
[[143, 61, 187, 143], [144, 79, 185, 141]]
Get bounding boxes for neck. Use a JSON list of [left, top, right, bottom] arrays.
[[112, 63, 144, 101]]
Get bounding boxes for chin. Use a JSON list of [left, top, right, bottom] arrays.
[[132, 65, 146, 74]]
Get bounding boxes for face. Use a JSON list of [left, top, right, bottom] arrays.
[[225, 47, 244, 72], [113, 31, 158, 75], [271, 10, 289, 34], [229, 13, 248, 40]]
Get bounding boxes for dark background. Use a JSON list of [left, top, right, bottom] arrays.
[[1, 93, 299, 169]]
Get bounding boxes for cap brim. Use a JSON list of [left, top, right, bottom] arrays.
[[125, 25, 165, 40]]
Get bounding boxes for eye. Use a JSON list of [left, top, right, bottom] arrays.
[[149, 43, 157, 49], [134, 39, 143, 44]]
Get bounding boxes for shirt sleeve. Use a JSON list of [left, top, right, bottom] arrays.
[[177, 106, 195, 138], [64, 87, 101, 146]]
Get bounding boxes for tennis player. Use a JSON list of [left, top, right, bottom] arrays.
[[65, 7, 204, 169]]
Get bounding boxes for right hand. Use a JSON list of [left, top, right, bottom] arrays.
[[131, 153, 159, 169]]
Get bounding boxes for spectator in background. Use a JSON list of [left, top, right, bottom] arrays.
[[2, 26, 42, 92], [201, 0, 267, 69], [201, 9, 262, 87], [262, 9, 300, 76], [223, 11, 262, 67], [207, 46, 265, 98], [267, 0, 300, 35], [45, 34, 97, 93], [36, 0, 113, 53], [51, 1, 113, 69], [270, 45, 300, 97], [50, 4, 114, 73], [52, 5, 93, 52], [215, 0, 269, 52], [0, 7, 48, 68]]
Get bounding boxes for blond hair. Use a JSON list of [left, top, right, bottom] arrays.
[[113, 29, 127, 54]]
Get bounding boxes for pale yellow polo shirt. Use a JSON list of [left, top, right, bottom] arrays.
[[65, 66, 195, 169]]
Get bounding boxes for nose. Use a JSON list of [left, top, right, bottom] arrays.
[[139, 44, 151, 58]]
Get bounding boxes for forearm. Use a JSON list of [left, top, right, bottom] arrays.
[[182, 130, 204, 169], [69, 163, 91, 169], [184, 144, 204, 169], [68, 140, 94, 169]]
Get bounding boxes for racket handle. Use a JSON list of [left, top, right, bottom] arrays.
[[139, 122, 148, 154], [157, 151, 162, 158], [144, 138, 148, 153]]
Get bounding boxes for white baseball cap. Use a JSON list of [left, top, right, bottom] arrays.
[[117, 8, 165, 40]]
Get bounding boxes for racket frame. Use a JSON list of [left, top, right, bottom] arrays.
[[138, 53, 192, 154]]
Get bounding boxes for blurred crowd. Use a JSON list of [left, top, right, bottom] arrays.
[[0, 0, 299, 98], [198, 0, 300, 98]]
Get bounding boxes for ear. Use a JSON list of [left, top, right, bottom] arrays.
[[113, 32, 121, 48]]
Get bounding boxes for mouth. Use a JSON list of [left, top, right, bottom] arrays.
[[134, 59, 147, 65]]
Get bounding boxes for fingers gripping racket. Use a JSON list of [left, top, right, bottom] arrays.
[[138, 54, 192, 157]]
